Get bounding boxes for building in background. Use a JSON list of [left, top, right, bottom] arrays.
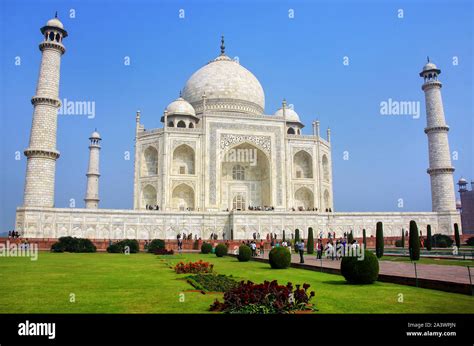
[[457, 178, 474, 234]]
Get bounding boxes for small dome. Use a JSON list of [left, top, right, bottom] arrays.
[[90, 130, 101, 140], [166, 97, 196, 116], [458, 177, 467, 184], [46, 17, 64, 29], [422, 62, 438, 72], [274, 107, 301, 123]]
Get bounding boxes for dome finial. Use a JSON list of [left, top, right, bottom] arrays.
[[55, 11, 58, 18], [220, 35, 225, 55], [427, 56, 430, 63], [179, 90, 182, 97]]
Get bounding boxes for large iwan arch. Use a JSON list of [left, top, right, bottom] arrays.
[[142, 185, 157, 207], [141, 146, 158, 176], [294, 187, 314, 210]]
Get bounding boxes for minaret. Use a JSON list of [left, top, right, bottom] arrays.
[[420, 58, 456, 212], [23, 14, 67, 207], [84, 130, 101, 209]]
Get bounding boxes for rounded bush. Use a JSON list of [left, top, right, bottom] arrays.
[[147, 239, 165, 253], [215, 243, 228, 257], [107, 239, 139, 253], [394, 239, 403, 248], [201, 242, 212, 254], [432, 234, 453, 248], [466, 237, 474, 246], [50, 236, 96, 253], [341, 250, 379, 284], [237, 245, 251, 262], [269, 247, 291, 269]]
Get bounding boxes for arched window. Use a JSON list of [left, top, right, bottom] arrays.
[[232, 165, 245, 180], [49, 32, 55, 41], [173, 144, 195, 175], [294, 150, 313, 178], [177, 120, 186, 128], [287, 127, 295, 135], [142, 146, 158, 176], [55, 33, 60, 42], [233, 194, 246, 211], [168, 121, 174, 127], [142, 185, 157, 207], [322, 154, 329, 181], [189, 123, 194, 128], [323, 190, 330, 211]]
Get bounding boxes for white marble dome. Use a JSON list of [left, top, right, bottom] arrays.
[[166, 97, 196, 116], [182, 54, 265, 115], [46, 17, 64, 29], [274, 107, 301, 123], [90, 130, 101, 139]]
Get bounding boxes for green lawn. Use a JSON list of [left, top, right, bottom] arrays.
[[0, 252, 473, 313], [380, 256, 474, 267]]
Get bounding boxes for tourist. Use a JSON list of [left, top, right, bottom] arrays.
[[250, 241, 257, 257], [316, 239, 323, 259], [298, 239, 305, 263], [259, 240, 265, 256], [8, 231, 12, 239]]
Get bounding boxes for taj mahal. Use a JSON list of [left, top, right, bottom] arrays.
[[15, 15, 462, 240]]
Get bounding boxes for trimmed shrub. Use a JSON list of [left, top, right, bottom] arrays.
[[51, 236, 96, 253], [201, 242, 212, 254], [401, 229, 405, 248], [409, 220, 420, 261], [467, 237, 474, 246], [237, 245, 251, 262], [187, 274, 238, 292], [147, 239, 165, 253], [347, 231, 354, 244], [362, 229, 367, 248], [294, 229, 300, 252], [340, 250, 379, 284], [107, 239, 139, 253], [282, 230, 286, 242], [269, 247, 291, 269], [215, 243, 228, 257], [454, 223, 461, 248], [307, 227, 314, 255], [432, 234, 453, 248], [153, 248, 174, 255], [426, 225, 432, 251], [375, 222, 384, 258], [175, 260, 213, 274], [394, 239, 403, 247]]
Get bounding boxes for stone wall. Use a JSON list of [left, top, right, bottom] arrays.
[[16, 207, 461, 240]]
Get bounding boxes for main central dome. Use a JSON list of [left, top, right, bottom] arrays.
[[182, 53, 265, 115]]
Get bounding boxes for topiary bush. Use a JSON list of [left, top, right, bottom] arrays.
[[215, 243, 228, 257], [347, 230, 354, 244], [340, 250, 379, 284], [401, 228, 405, 249], [454, 223, 461, 248], [269, 247, 291, 269], [307, 227, 314, 255], [375, 222, 384, 258], [426, 225, 432, 251], [237, 245, 251, 262], [432, 234, 453, 248], [107, 239, 139, 253], [201, 242, 212, 254], [294, 229, 300, 252], [467, 237, 474, 246], [147, 239, 165, 253], [394, 239, 403, 247], [409, 220, 420, 261], [362, 229, 367, 249], [50, 236, 96, 253]]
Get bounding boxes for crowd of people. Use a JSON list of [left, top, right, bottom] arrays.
[[8, 230, 21, 239]]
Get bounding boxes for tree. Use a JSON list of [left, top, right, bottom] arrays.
[[307, 227, 314, 254], [426, 225, 432, 251], [362, 229, 367, 249], [375, 222, 384, 258], [282, 230, 286, 242], [454, 223, 461, 248], [401, 228, 405, 249], [409, 220, 420, 261]]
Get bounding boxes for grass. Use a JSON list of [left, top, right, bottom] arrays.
[[0, 252, 473, 313], [380, 256, 474, 267]]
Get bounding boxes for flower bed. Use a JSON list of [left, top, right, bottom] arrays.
[[186, 274, 238, 292], [210, 280, 315, 314], [174, 260, 214, 274]]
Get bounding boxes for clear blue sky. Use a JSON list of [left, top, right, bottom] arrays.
[[0, 0, 473, 231]]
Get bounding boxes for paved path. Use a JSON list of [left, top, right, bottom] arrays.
[[258, 252, 473, 285]]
